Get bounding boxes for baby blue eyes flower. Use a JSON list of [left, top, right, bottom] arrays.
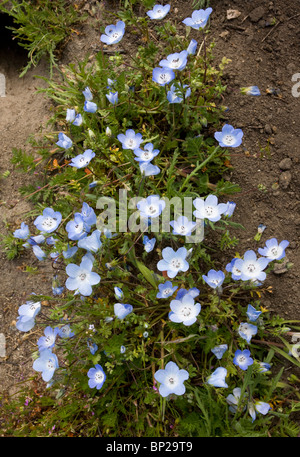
[[37, 326, 59, 351], [214, 124, 244, 148], [241, 86, 261, 96], [211, 344, 228, 360], [154, 361, 189, 397], [159, 50, 188, 71], [81, 202, 97, 226], [56, 132, 73, 149], [87, 339, 98, 355], [167, 83, 191, 103], [147, 4, 170, 20], [238, 322, 257, 343], [134, 143, 159, 163], [16, 299, 41, 332], [176, 287, 199, 300], [169, 293, 201, 326], [13, 222, 30, 240], [225, 257, 242, 280], [69, 149, 95, 169], [152, 67, 175, 86], [58, 324, 74, 338], [258, 238, 289, 261], [114, 286, 124, 300], [202, 269, 225, 289], [117, 129, 143, 150], [207, 367, 228, 388], [233, 349, 254, 371], [66, 108, 76, 122], [249, 401, 271, 422], [33, 349, 59, 382], [170, 216, 196, 236], [183, 7, 213, 30], [106, 91, 118, 105], [139, 162, 160, 177], [66, 257, 101, 296], [87, 364, 106, 389], [246, 304, 262, 321], [186, 38, 197, 55], [84, 101, 97, 113], [157, 246, 189, 278], [82, 86, 93, 101], [223, 201, 236, 217], [114, 303, 133, 319], [226, 387, 247, 414], [143, 235, 156, 253], [73, 113, 83, 126], [193, 194, 228, 222], [156, 281, 178, 299], [32, 244, 46, 261], [66, 213, 90, 241], [34, 207, 62, 233], [100, 20, 125, 45], [78, 229, 102, 253], [137, 194, 166, 219], [62, 245, 78, 259], [233, 250, 269, 282]]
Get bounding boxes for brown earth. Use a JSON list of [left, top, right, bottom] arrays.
[[0, 0, 299, 407]]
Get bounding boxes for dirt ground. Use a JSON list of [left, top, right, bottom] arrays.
[[0, 0, 299, 403]]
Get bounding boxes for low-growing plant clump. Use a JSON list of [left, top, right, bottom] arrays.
[[1, 0, 300, 438]]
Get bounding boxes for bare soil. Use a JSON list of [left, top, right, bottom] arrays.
[[0, 0, 299, 407]]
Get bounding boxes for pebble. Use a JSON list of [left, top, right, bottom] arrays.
[[249, 6, 266, 23], [279, 171, 292, 189], [279, 157, 292, 170], [0, 333, 6, 357]]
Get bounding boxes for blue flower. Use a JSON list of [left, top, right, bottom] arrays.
[[117, 129, 143, 150], [233, 349, 254, 371], [249, 401, 271, 422], [225, 257, 242, 280], [258, 238, 289, 261], [226, 387, 247, 414], [175, 287, 200, 300], [183, 8, 213, 30], [62, 245, 78, 259], [13, 222, 30, 240], [82, 87, 93, 101], [223, 201, 236, 217], [232, 250, 269, 282], [16, 299, 41, 332], [33, 349, 59, 382], [66, 213, 90, 241], [167, 84, 191, 104], [214, 124, 244, 148], [32, 244, 46, 261], [87, 364, 106, 389], [170, 215, 196, 236], [156, 281, 178, 299], [120, 345, 126, 354], [66, 257, 101, 296], [241, 86, 261, 96], [52, 275, 64, 295], [66, 109, 76, 122], [80, 202, 97, 226], [193, 194, 228, 222], [211, 344, 228, 360], [157, 246, 189, 278], [147, 4, 170, 20], [139, 161, 160, 176], [114, 303, 133, 319], [37, 326, 59, 351], [84, 101, 97, 113], [56, 132, 73, 149], [69, 149, 95, 168], [202, 269, 225, 289], [187, 38, 198, 55], [106, 91, 118, 105], [87, 339, 98, 355], [134, 143, 159, 164], [246, 304, 262, 321], [57, 324, 74, 338], [137, 194, 166, 219], [159, 50, 188, 71], [169, 293, 201, 326], [238, 322, 257, 343], [114, 286, 124, 300], [78, 229, 102, 253], [207, 367, 228, 388], [100, 21, 125, 45], [152, 67, 175, 86], [73, 113, 83, 126], [258, 362, 271, 373], [34, 207, 62, 233], [154, 361, 189, 397], [143, 235, 156, 253]]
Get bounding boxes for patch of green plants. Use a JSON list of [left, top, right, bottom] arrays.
[[2, 2, 300, 438], [0, 0, 87, 77]]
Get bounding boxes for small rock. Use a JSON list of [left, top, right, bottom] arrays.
[[264, 124, 272, 135], [227, 9, 241, 20], [249, 6, 266, 23], [273, 258, 290, 275], [279, 157, 292, 170], [279, 171, 292, 189]]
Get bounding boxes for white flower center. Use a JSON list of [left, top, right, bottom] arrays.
[[42, 217, 56, 229], [170, 258, 183, 270], [181, 306, 192, 317], [223, 134, 235, 145], [147, 204, 158, 215], [78, 273, 87, 281], [95, 371, 104, 383], [163, 288, 172, 296], [47, 359, 54, 370]]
